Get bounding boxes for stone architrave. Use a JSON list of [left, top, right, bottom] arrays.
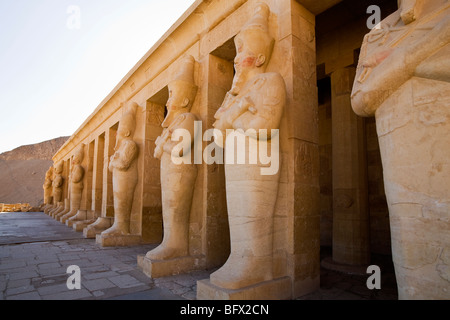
[[61, 146, 85, 224], [97, 102, 140, 247], [42, 167, 53, 213], [198, 3, 287, 299], [351, 0, 450, 299], [49, 161, 64, 217], [139, 55, 200, 278]]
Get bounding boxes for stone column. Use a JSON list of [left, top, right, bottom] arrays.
[[74, 135, 104, 232], [351, 0, 450, 299], [202, 54, 233, 269], [68, 141, 94, 228], [281, 0, 320, 298], [84, 126, 116, 238], [97, 102, 141, 247], [55, 159, 72, 220], [49, 161, 64, 216], [323, 67, 370, 272], [140, 101, 164, 243]]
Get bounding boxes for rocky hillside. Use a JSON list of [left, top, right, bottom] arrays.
[[0, 137, 69, 206], [0, 137, 69, 161]]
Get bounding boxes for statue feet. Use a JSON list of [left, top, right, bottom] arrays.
[[145, 244, 188, 261], [210, 255, 273, 290], [101, 222, 130, 237]]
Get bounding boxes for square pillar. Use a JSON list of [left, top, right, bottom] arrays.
[[328, 66, 370, 269], [73, 139, 99, 231], [83, 126, 116, 238], [280, 0, 320, 298]]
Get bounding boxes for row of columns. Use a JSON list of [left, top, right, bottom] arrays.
[[39, 0, 375, 300], [43, 128, 117, 238]]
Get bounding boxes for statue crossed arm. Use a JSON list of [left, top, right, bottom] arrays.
[[154, 113, 197, 160], [214, 73, 285, 139], [109, 139, 138, 172], [352, 5, 450, 117]]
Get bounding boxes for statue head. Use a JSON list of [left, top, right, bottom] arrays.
[[45, 166, 53, 179], [54, 161, 64, 174], [162, 55, 198, 128], [231, 2, 275, 94], [116, 102, 138, 150], [72, 145, 85, 165]]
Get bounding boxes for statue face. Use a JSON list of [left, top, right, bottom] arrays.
[[162, 81, 191, 128], [167, 84, 190, 111], [46, 168, 53, 179], [72, 148, 84, 164], [115, 125, 129, 151], [231, 35, 258, 94], [231, 30, 270, 95], [54, 162, 64, 174]]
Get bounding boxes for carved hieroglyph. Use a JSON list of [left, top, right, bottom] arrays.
[[61, 146, 85, 223], [210, 2, 286, 290], [101, 102, 139, 236], [352, 0, 450, 299], [145, 55, 198, 261]]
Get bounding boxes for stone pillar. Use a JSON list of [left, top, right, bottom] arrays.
[[51, 160, 68, 218], [104, 125, 117, 218], [323, 67, 370, 272], [197, 0, 320, 300], [84, 126, 116, 238], [55, 159, 71, 220], [68, 141, 94, 228], [74, 135, 104, 232], [281, 0, 320, 298], [49, 161, 65, 217], [42, 167, 53, 213], [97, 102, 141, 247], [202, 54, 233, 269], [140, 101, 164, 243], [351, 0, 450, 299]]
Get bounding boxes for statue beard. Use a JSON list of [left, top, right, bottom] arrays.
[[230, 68, 249, 95]]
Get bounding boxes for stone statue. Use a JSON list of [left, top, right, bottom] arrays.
[[49, 161, 64, 217], [61, 145, 85, 224], [145, 55, 198, 261], [42, 166, 53, 213], [352, 0, 450, 299], [210, 2, 286, 290], [101, 102, 139, 236]]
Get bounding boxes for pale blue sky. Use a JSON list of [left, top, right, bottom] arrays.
[[0, 0, 196, 154]]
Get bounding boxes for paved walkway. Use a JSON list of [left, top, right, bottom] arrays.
[[0, 212, 398, 300]]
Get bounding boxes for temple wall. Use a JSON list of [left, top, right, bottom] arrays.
[[47, 0, 413, 299]]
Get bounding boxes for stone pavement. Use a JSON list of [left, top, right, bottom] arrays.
[[0, 212, 398, 300]]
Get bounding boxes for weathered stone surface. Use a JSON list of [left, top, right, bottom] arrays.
[[145, 55, 199, 265], [352, 0, 450, 300], [207, 2, 286, 293]]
